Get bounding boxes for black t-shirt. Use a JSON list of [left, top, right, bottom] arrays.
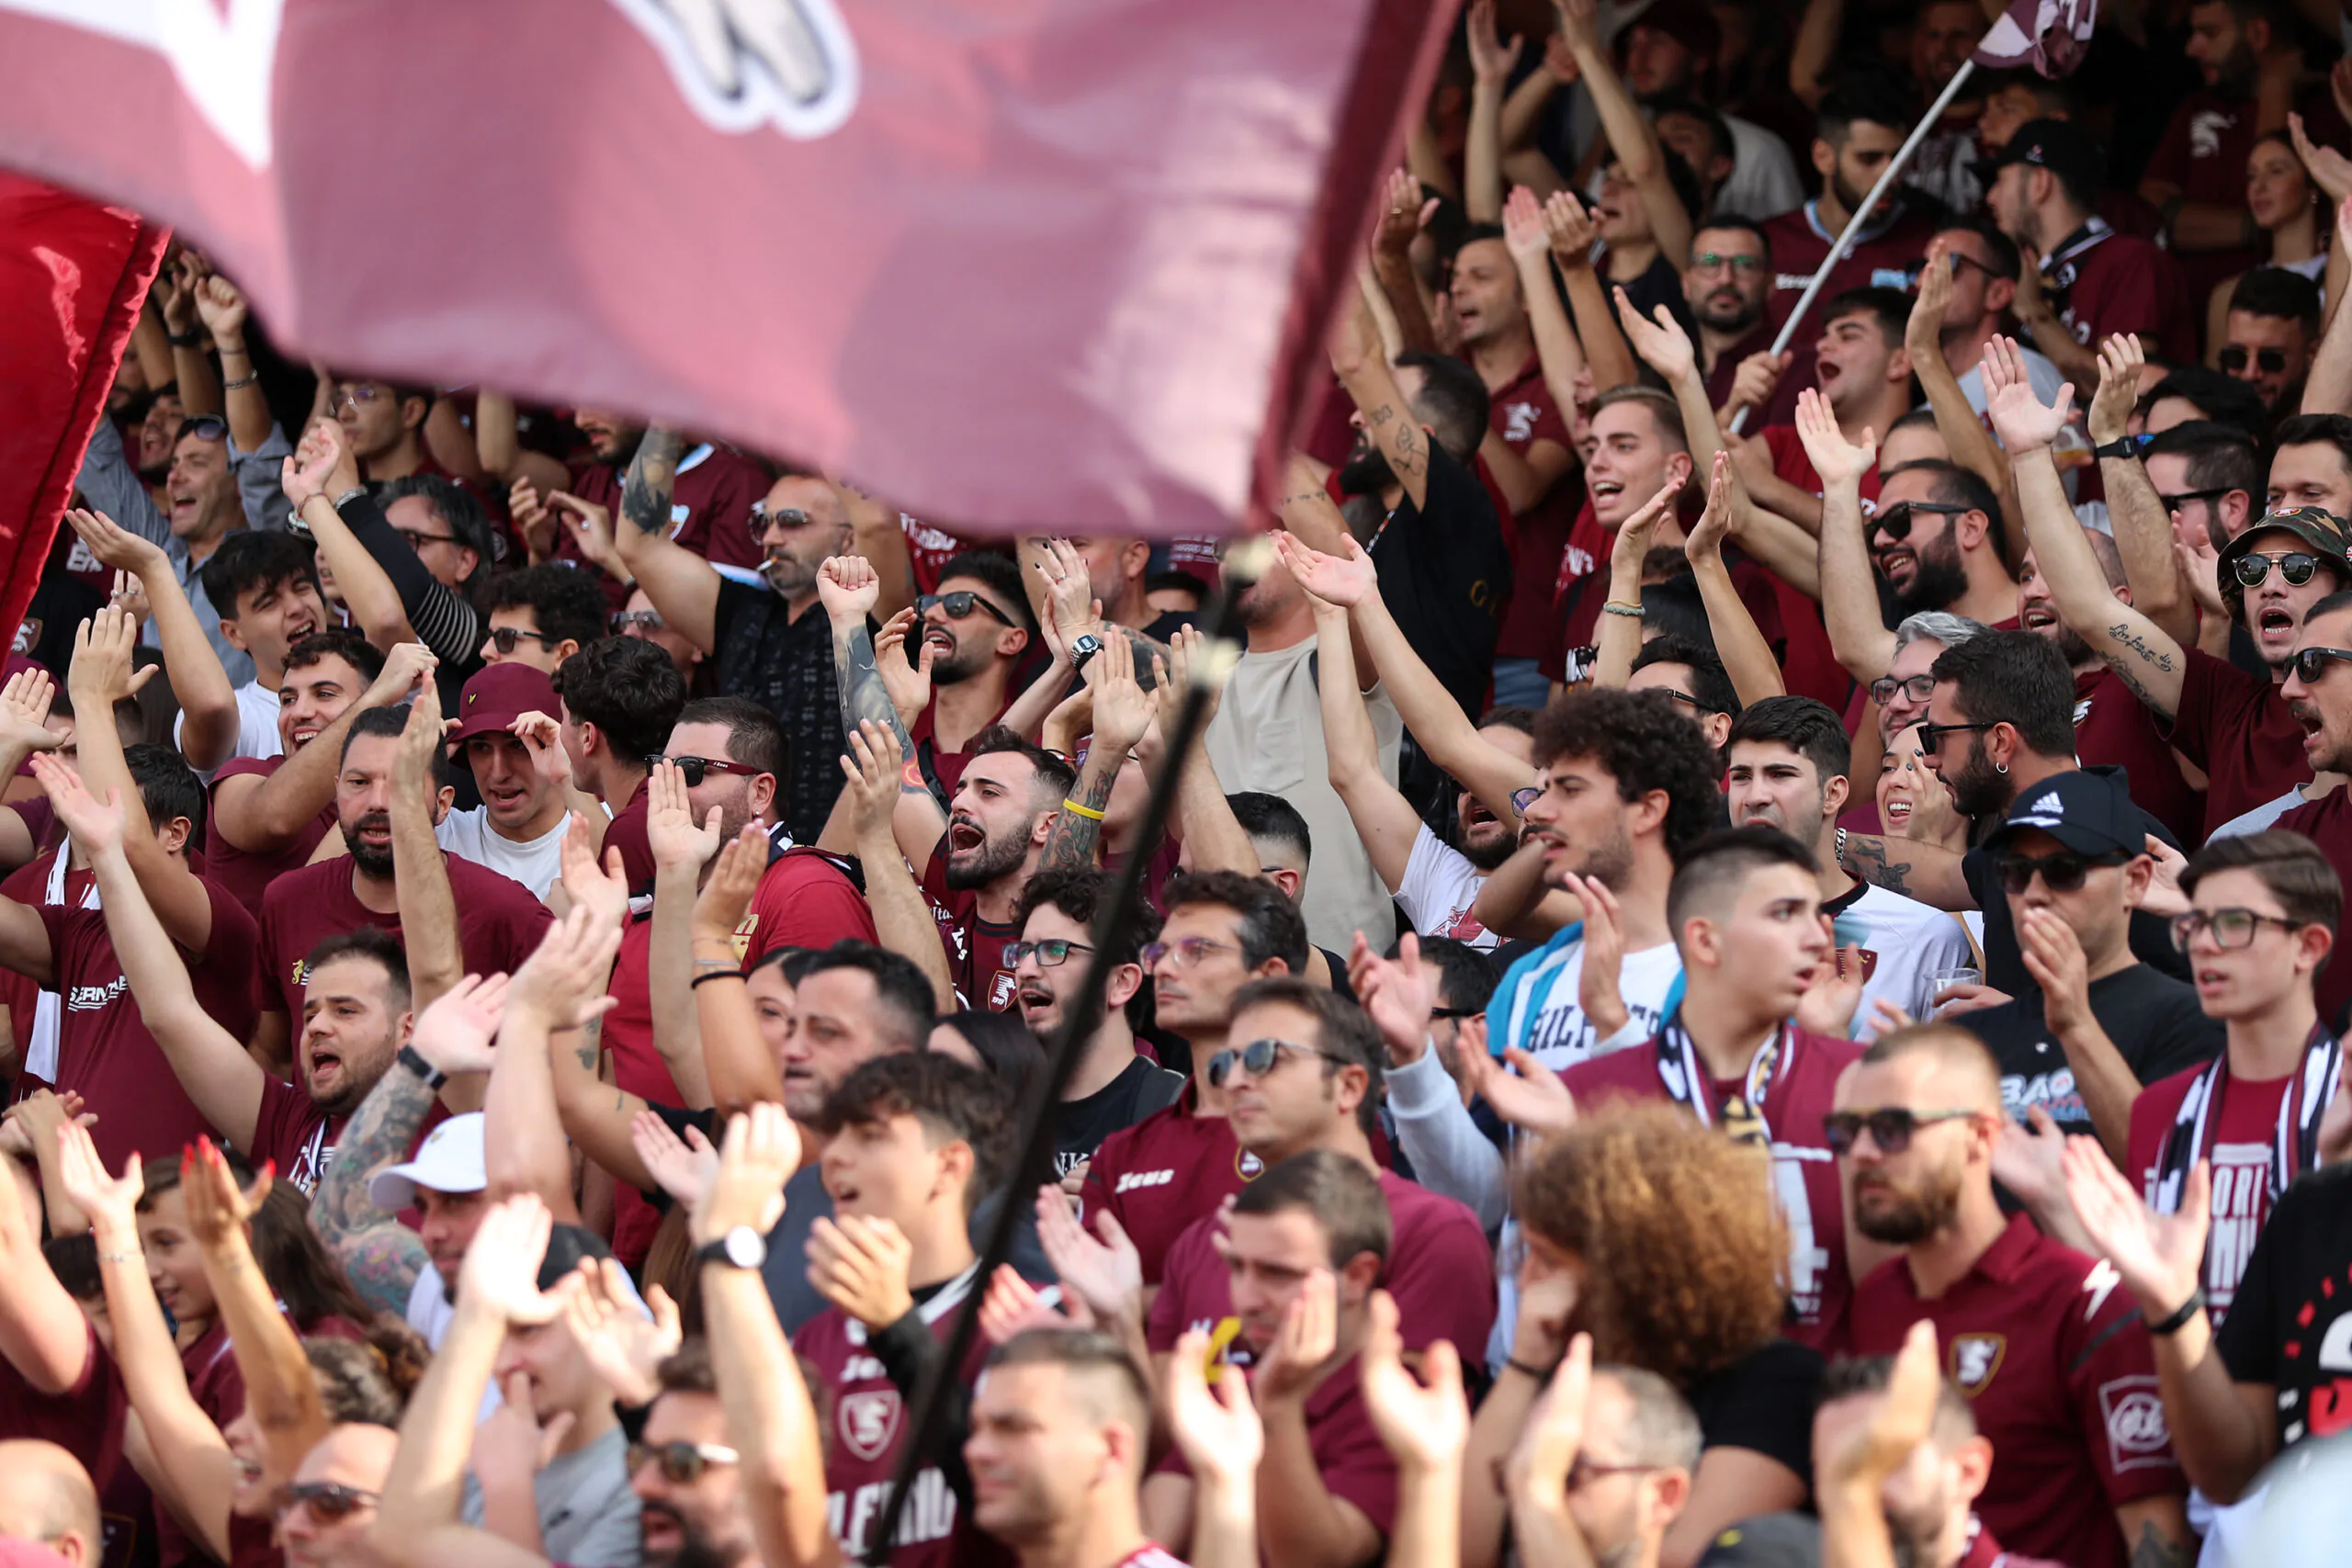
[[1961, 767, 2191, 997], [1364, 443, 1511, 719], [1611, 250, 1701, 344], [1053, 1055, 1184, 1178], [1682, 1337, 1825, 1492], [709, 579, 844, 845], [1959, 964, 2222, 1143], [2217, 1162, 2352, 1452]]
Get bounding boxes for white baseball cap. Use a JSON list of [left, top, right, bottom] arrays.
[[368, 1112, 487, 1210]]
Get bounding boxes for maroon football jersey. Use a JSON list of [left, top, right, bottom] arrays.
[[1077, 1078, 1261, 1286]]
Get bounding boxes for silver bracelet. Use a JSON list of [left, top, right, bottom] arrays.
[[96, 1248, 141, 1265]]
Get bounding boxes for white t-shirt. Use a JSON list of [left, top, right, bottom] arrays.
[[174, 679, 283, 778], [1393, 825, 1501, 952], [1832, 881, 1976, 1032], [435, 809, 569, 898], [1498, 935, 1685, 1076]]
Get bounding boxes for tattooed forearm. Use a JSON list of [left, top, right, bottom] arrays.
[[1840, 833, 1914, 897], [308, 1060, 435, 1313], [1036, 753, 1117, 874], [2126, 1521, 2193, 1568], [2101, 625, 2180, 717], [574, 1014, 605, 1074], [620, 427, 686, 534], [342, 1228, 431, 1317], [834, 622, 922, 785], [2108, 624, 2177, 673]]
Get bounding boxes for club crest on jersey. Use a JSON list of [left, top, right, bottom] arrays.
[[1236, 1149, 1263, 1179], [1949, 1334, 2006, 1393], [2074, 696, 2092, 727], [989, 970, 1018, 1010], [838, 1389, 901, 1461]]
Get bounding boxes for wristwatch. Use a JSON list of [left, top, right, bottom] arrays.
[[695, 1225, 767, 1270], [1069, 632, 1105, 673], [2092, 436, 2141, 462], [397, 1044, 447, 1091]]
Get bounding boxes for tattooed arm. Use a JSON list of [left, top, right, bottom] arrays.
[[608, 428, 722, 654], [820, 557, 948, 865], [309, 1055, 437, 1314], [1331, 288, 1433, 511], [1838, 833, 1977, 912], [1035, 632, 1153, 876]]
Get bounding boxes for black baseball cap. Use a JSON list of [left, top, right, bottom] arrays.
[[537, 1222, 615, 1292], [1984, 769, 2143, 858], [1696, 1512, 1822, 1568], [1988, 117, 2105, 197]]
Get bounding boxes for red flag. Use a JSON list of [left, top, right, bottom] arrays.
[[0, 174, 164, 647], [1972, 0, 2098, 77], [0, 0, 1453, 538]]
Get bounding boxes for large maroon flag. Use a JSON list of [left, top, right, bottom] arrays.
[[0, 0, 1453, 538]]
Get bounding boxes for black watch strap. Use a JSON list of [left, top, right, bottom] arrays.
[[397, 1044, 447, 1090], [2093, 436, 2140, 462], [2145, 1286, 2207, 1337]]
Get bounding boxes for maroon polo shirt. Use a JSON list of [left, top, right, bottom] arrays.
[[1078, 1078, 1261, 1286], [601, 778, 656, 893], [1845, 1215, 2185, 1568], [2041, 227, 2198, 367], [2161, 649, 2311, 838]]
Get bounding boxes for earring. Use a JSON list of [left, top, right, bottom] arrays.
[[1996, 761, 2008, 774]]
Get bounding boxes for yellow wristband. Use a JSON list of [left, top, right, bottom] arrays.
[[1060, 796, 1105, 821]]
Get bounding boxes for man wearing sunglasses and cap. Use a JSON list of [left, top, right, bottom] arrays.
[[1834, 1022, 2193, 1568], [1951, 770, 2221, 1162]]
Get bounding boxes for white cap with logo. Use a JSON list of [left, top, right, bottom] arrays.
[[368, 1111, 487, 1211]]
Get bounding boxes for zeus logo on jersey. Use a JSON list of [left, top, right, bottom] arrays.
[[1115, 1169, 1175, 1194]]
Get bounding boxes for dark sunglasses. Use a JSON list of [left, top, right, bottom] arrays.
[[486, 626, 561, 654], [2220, 345, 2288, 375], [1870, 673, 1937, 707], [1206, 1037, 1351, 1089], [748, 502, 810, 543], [2158, 486, 2234, 513], [1997, 849, 2131, 896], [1822, 1107, 1976, 1156], [2233, 551, 2322, 589], [919, 591, 1015, 628], [1915, 718, 1994, 754], [628, 1441, 741, 1484], [2290, 646, 2352, 684], [2170, 908, 2305, 951], [612, 608, 665, 633], [275, 1482, 379, 1521], [648, 754, 762, 786], [1869, 500, 1968, 543], [1005, 938, 1092, 968], [180, 414, 228, 443]]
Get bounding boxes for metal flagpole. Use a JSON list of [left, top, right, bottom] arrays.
[[1727, 58, 1978, 434]]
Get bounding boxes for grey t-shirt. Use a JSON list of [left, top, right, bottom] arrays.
[[462, 1423, 641, 1567]]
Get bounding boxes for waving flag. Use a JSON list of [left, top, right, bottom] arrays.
[[1973, 0, 2098, 77], [0, 0, 1453, 539]]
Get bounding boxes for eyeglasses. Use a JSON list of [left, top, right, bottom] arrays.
[[2220, 345, 2289, 375], [1870, 673, 1937, 707], [1654, 687, 1715, 716], [612, 608, 665, 634], [1689, 251, 1766, 276], [919, 591, 1016, 629], [274, 1482, 379, 1521], [1005, 938, 1092, 968], [1510, 785, 1544, 814], [628, 1441, 741, 1484], [1997, 849, 2131, 896], [396, 527, 462, 552], [2169, 908, 2305, 951], [180, 414, 228, 443], [1869, 501, 1970, 543], [748, 502, 810, 543], [1941, 250, 2002, 281], [2290, 646, 2352, 684], [333, 385, 389, 411], [649, 755, 763, 787], [2233, 551, 2323, 588], [2158, 487, 2234, 513], [1141, 936, 1237, 970], [485, 626, 561, 654], [1206, 1036, 1351, 1089], [1822, 1107, 1978, 1156], [1914, 718, 1994, 754]]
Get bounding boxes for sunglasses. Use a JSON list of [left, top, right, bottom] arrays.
[[1914, 718, 1993, 754], [1997, 849, 2130, 896], [1005, 938, 1092, 968], [748, 502, 811, 543], [2170, 907, 2305, 951], [275, 1482, 379, 1521], [1141, 936, 1236, 970], [612, 608, 665, 634], [1822, 1107, 1977, 1156], [1868, 500, 1969, 543], [1870, 673, 1937, 707], [1510, 784, 1544, 814], [919, 591, 1016, 629], [2290, 646, 2352, 683], [2233, 551, 2322, 588], [180, 414, 228, 443], [648, 754, 763, 787], [2158, 486, 2234, 513], [628, 1441, 741, 1484], [1690, 251, 1767, 276], [486, 626, 560, 654], [2220, 345, 2289, 375], [1206, 1036, 1351, 1089]]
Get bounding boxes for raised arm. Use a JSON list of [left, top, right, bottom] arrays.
[[1312, 592, 1426, 895], [490, 870, 627, 1223], [1331, 288, 1436, 513], [691, 829, 788, 1116], [1371, 171, 1442, 355], [1906, 249, 2025, 577], [694, 1108, 841, 1568], [1035, 631, 1153, 877], [212, 640, 437, 852], [1800, 388, 1897, 682], [156, 255, 223, 420], [1788, 0, 1843, 107], [281, 422, 422, 651], [392, 683, 463, 1015], [191, 274, 272, 456], [841, 481, 918, 623], [820, 555, 948, 863], [2299, 181, 2352, 413], [842, 725, 957, 1011], [1547, 193, 1637, 391], [2084, 333, 2196, 644], [608, 429, 721, 655], [1463, 0, 1521, 224], [645, 771, 721, 1107], [0, 1145, 87, 1394], [1686, 454, 1786, 705], [41, 759, 264, 1147], [1360, 1292, 1470, 1568], [1559, 0, 1690, 265], [1147, 629, 1261, 879], [184, 1141, 328, 1488], [1504, 186, 1589, 424], [66, 604, 216, 949], [1591, 481, 1676, 691], [1984, 337, 2188, 720], [69, 508, 238, 772]]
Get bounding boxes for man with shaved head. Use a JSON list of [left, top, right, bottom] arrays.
[[1834, 1025, 2190, 1568], [964, 1329, 1170, 1566], [0, 1439, 101, 1568]]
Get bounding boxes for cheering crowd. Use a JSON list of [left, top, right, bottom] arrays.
[[17, 1, 2352, 1566]]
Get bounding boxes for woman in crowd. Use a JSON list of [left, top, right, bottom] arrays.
[[2205, 130, 2332, 356]]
